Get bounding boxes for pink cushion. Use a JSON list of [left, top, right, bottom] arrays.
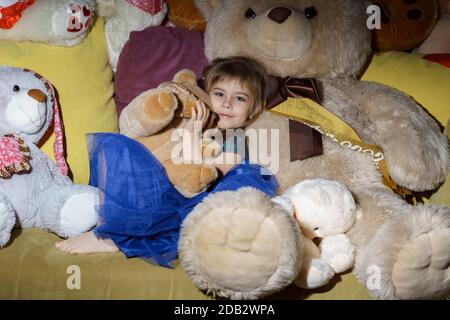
[[114, 26, 209, 115]]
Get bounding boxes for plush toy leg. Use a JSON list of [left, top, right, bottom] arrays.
[[0, 193, 16, 248], [119, 89, 178, 138], [320, 235, 355, 273], [353, 200, 450, 300], [36, 184, 100, 238], [294, 237, 335, 289], [179, 187, 302, 300], [163, 160, 218, 197]]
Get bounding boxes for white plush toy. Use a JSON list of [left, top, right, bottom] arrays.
[[96, 0, 168, 71], [273, 179, 357, 289], [0, 0, 94, 46]]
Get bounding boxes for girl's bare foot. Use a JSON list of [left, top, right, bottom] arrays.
[[55, 231, 119, 254]]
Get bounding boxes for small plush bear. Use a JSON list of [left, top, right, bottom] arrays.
[[273, 179, 357, 289], [0, 0, 94, 46], [119, 69, 219, 197], [0, 66, 100, 247]]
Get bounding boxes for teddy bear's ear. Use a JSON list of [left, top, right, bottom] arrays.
[[96, 0, 116, 17], [194, 0, 221, 20], [173, 69, 198, 86]]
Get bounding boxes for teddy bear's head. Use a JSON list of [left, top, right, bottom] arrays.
[[0, 66, 55, 144], [273, 179, 356, 238], [195, 0, 371, 79]]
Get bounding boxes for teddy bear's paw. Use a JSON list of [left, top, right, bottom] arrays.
[[145, 91, 178, 121], [199, 166, 218, 188], [356, 204, 450, 299], [60, 191, 99, 238], [0, 201, 16, 247], [294, 258, 335, 289], [179, 187, 302, 300], [384, 128, 449, 192], [120, 89, 178, 138], [320, 235, 355, 273]]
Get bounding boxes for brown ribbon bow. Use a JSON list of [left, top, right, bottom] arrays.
[[266, 75, 324, 162]]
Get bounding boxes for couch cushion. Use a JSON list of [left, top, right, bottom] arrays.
[[0, 228, 207, 299], [114, 26, 209, 115], [362, 51, 450, 127], [0, 228, 371, 300]]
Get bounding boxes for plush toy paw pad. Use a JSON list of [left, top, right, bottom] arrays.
[[386, 205, 450, 299], [144, 92, 177, 120], [180, 188, 301, 298], [392, 225, 450, 299], [60, 192, 99, 237]]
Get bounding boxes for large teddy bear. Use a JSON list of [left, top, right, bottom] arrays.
[[178, 0, 450, 300], [0, 66, 99, 247]]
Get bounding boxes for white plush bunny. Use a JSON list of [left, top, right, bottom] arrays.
[[273, 179, 357, 289]]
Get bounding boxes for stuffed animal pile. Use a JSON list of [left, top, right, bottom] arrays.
[[0, 66, 100, 247], [1, 0, 449, 301], [177, 0, 450, 300]]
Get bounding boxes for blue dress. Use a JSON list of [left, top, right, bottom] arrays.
[[87, 133, 278, 268]]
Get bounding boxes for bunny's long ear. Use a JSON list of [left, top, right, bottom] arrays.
[[193, 0, 221, 20]]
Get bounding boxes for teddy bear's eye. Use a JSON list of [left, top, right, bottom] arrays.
[[313, 227, 319, 231], [245, 8, 257, 20], [305, 7, 318, 20], [13, 85, 20, 92]]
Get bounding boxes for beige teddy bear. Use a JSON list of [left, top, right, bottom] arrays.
[[119, 69, 219, 197], [178, 0, 450, 300]]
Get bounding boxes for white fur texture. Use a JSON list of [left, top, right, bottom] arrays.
[[283, 179, 356, 238], [60, 192, 99, 237], [0, 0, 95, 46], [99, 0, 168, 71], [5, 90, 47, 135], [278, 179, 356, 289]]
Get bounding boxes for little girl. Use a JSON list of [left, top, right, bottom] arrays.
[[56, 56, 277, 267]]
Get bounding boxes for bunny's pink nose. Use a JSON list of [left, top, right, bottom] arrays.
[[28, 89, 47, 103]]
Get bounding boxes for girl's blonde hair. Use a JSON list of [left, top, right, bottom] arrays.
[[202, 56, 268, 120]]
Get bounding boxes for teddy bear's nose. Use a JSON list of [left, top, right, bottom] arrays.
[[268, 7, 292, 24], [28, 89, 47, 103]]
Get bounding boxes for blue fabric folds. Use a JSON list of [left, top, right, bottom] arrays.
[[87, 133, 277, 268]]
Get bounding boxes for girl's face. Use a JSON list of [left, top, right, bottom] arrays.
[[209, 78, 255, 129]]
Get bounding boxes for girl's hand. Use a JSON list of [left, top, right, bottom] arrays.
[[184, 100, 210, 132]]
